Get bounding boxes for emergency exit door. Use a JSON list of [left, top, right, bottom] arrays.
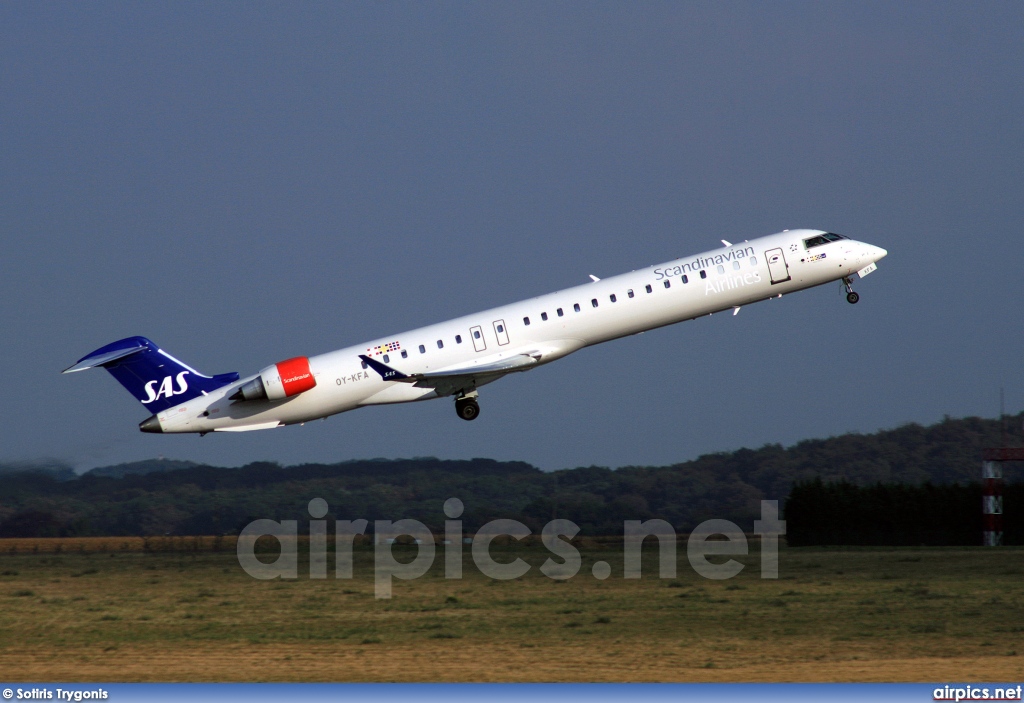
[[470, 325, 487, 352], [493, 319, 510, 346]]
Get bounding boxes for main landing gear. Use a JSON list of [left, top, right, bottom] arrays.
[[455, 393, 480, 421], [842, 277, 859, 305]]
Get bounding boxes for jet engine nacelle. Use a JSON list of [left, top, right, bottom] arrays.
[[232, 356, 317, 402]]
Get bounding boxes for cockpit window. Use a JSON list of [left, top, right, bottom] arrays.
[[803, 232, 847, 249]]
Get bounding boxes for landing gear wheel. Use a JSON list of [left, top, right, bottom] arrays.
[[842, 276, 859, 304], [455, 398, 480, 421]]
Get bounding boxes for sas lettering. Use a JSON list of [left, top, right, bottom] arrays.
[[141, 371, 190, 404]]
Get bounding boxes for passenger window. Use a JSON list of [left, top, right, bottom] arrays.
[[361, 360, 368, 369], [557, 308, 564, 316], [645, 284, 652, 293], [473, 330, 481, 339], [401, 350, 408, 359], [700, 270, 707, 279], [437, 340, 444, 349], [419, 345, 426, 354], [610, 294, 617, 303], [663, 280, 671, 289], [627, 289, 634, 298], [382, 354, 389, 363], [716, 265, 725, 274], [523, 316, 530, 326], [591, 298, 598, 308], [732, 261, 740, 270], [574, 303, 581, 312], [455, 334, 462, 344], [750, 256, 757, 266], [541, 312, 548, 321], [682, 275, 688, 284]]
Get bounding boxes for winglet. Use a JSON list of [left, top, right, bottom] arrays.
[[359, 355, 410, 382]]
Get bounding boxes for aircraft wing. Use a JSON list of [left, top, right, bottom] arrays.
[[358, 353, 539, 397]]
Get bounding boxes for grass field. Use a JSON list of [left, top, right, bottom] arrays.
[[0, 539, 1022, 682]]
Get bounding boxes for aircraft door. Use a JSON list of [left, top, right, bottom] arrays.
[[470, 325, 487, 352], [493, 319, 510, 346], [765, 248, 791, 284]]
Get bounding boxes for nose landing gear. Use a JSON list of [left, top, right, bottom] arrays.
[[843, 277, 859, 304], [455, 393, 480, 421]]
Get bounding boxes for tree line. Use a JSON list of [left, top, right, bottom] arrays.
[[0, 412, 1020, 540]]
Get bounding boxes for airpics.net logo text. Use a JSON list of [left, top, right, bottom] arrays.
[[236, 499, 785, 599]]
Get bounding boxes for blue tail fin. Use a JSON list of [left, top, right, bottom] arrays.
[[63, 336, 240, 413]]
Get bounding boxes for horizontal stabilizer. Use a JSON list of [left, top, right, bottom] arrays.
[[62, 341, 147, 373]]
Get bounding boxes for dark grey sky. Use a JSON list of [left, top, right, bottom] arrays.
[[2, 3, 1022, 472]]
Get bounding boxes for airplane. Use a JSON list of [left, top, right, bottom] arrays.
[[63, 229, 886, 434]]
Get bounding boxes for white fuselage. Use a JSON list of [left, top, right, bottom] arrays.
[[153, 229, 886, 433]]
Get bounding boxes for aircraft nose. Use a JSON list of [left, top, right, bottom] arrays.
[[139, 414, 163, 433], [862, 244, 886, 262]]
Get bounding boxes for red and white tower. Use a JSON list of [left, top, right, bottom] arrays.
[[982, 460, 1003, 547]]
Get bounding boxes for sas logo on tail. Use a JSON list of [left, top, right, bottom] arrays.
[[142, 372, 190, 404]]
